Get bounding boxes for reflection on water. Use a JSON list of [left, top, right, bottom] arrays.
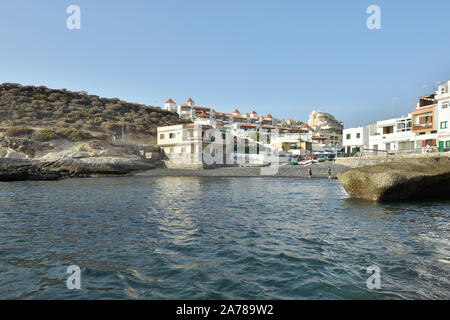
[[0, 177, 449, 299]]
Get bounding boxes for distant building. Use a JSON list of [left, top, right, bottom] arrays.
[[343, 80, 450, 154], [343, 124, 377, 155], [161, 99, 344, 159], [436, 81, 450, 151], [411, 94, 438, 149], [307, 110, 344, 149], [368, 115, 414, 152], [157, 124, 225, 169]]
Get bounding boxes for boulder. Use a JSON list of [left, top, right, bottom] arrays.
[[337, 156, 450, 201]]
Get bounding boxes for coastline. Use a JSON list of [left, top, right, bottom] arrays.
[[137, 163, 349, 179]]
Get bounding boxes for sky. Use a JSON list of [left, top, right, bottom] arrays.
[[0, 0, 449, 128]]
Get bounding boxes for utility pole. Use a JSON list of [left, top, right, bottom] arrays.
[[392, 97, 398, 118]]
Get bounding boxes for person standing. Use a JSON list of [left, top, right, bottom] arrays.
[[308, 167, 312, 179], [328, 166, 332, 179]]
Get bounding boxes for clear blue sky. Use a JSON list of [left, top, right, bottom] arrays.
[[1, 0, 449, 127]]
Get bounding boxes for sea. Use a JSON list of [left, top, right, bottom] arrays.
[[0, 176, 449, 299]]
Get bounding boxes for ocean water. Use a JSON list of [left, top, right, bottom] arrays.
[[0, 176, 449, 300]]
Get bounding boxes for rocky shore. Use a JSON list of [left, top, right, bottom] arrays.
[[337, 156, 450, 201], [0, 158, 158, 181], [0, 137, 160, 181]]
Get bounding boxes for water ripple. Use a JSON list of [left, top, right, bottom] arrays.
[[0, 177, 449, 299]]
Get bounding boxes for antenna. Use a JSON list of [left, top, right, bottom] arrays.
[[433, 80, 445, 91], [392, 97, 398, 118]]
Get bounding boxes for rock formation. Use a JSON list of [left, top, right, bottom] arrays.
[[337, 156, 450, 201]]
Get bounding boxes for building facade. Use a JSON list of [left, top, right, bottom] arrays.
[[307, 110, 344, 149], [369, 115, 414, 152], [343, 124, 377, 155], [436, 81, 450, 151], [157, 124, 226, 169], [411, 94, 438, 149]]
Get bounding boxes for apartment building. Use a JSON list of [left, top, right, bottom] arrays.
[[343, 124, 377, 155], [411, 94, 438, 149], [157, 124, 226, 169], [436, 81, 450, 151], [369, 115, 415, 152], [307, 110, 344, 149], [162, 99, 344, 158]]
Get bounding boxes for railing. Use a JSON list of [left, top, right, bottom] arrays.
[[412, 124, 433, 131], [357, 148, 388, 167]]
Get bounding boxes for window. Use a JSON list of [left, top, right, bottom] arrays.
[[442, 101, 449, 109], [447, 141, 450, 148], [383, 126, 394, 134], [169, 133, 175, 139], [346, 134, 351, 139], [159, 133, 164, 139], [356, 133, 361, 139], [441, 87, 447, 94], [441, 121, 448, 129]]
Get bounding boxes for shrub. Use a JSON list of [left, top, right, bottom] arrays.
[[58, 129, 92, 142], [38, 129, 58, 141], [4, 126, 34, 137]]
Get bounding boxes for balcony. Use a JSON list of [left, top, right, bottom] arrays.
[[412, 123, 433, 132]]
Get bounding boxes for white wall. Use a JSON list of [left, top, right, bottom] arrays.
[[437, 81, 450, 147], [368, 116, 415, 151]]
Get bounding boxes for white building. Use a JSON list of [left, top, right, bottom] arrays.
[[436, 81, 450, 151], [157, 124, 225, 169], [368, 115, 414, 152], [343, 124, 377, 155]]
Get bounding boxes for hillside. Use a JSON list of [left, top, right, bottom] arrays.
[[0, 83, 188, 144]]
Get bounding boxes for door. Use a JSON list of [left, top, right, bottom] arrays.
[[439, 141, 444, 152]]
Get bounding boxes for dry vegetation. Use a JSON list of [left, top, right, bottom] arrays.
[[0, 83, 188, 143]]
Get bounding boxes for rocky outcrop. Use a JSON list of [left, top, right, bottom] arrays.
[[0, 158, 158, 181], [337, 156, 450, 201], [0, 138, 162, 181], [0, 159, 60, 181]]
